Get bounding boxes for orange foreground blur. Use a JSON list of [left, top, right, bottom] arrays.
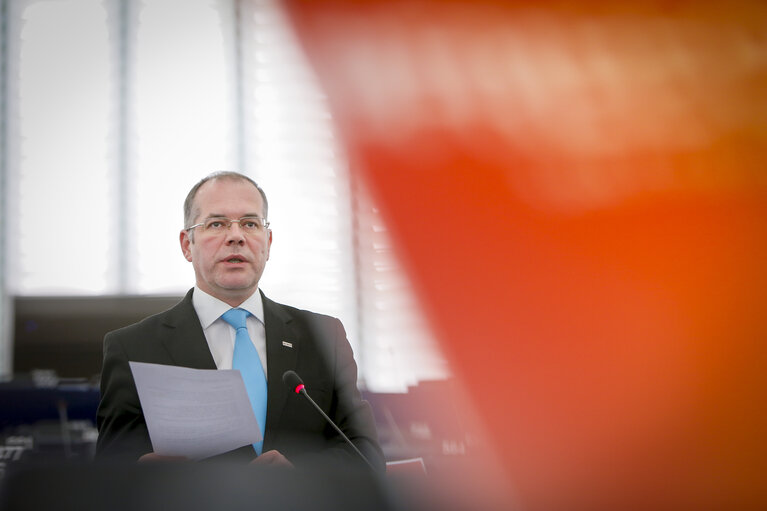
[[284, 1, 767, 509]]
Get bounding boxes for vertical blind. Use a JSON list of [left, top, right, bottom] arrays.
[[132, 0, 237, 293], [13, 0, 113, 293], [3, 0, 448, 391], [238, 0, 359, 353]]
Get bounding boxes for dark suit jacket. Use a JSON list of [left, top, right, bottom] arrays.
[[96, 289, 384, 471]]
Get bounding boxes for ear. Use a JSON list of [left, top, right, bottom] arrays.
[[180, 229, 193, 262], [266, 229, 273, 261]]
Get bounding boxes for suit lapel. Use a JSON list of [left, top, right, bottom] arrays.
[[160, 289, 217, 370], [262, 292, 298, 445], [156, 289, 296, 450]]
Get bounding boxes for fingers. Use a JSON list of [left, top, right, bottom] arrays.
[[249, 450, 294, 468]]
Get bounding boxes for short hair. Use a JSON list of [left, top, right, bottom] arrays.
[[183, 171, 269, 229]]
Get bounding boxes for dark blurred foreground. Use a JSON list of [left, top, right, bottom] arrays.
[[1, 459, 395, 511], [0, 455, 512, 511]]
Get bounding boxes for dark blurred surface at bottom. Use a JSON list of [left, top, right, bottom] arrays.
[[0, 459, 402, 511]]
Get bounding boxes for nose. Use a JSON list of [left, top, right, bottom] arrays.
[[225, 221, 246, 245]]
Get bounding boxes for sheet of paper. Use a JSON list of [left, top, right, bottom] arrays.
[[129, 361, 261, 460]]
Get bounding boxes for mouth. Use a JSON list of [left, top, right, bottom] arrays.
[[222, 256, 248, 264]]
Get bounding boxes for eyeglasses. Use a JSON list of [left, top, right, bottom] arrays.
[[186, 216, 270, 236]]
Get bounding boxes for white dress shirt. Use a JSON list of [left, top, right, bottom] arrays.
[[191, 286, 268, 378]]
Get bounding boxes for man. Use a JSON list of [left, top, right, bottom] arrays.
[[96, 171, 383, 471]]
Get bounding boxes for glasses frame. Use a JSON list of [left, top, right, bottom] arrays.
[[186, 216, 270, 235]]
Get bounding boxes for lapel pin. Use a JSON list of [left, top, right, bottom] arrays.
[[282, 341, 293, 348]]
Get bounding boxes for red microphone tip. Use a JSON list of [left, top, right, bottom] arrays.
[[295, 383, 305, 394]]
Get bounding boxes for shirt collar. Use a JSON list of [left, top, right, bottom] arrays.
[[192, 286, 265, 328]]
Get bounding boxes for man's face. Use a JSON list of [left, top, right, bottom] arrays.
[[179, 178, 272, 307]]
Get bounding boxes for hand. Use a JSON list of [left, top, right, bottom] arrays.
[[138, 452, 188, 463], [249, 449, 294, 468]]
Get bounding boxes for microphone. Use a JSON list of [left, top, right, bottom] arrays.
[[282, 370, 376, 471]]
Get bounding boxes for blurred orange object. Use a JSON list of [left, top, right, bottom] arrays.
[[284, 1, 767, 509]]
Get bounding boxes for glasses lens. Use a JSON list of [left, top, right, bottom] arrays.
[[239, 217, 263, 233], [204, 218, 230, 232], [197, 217, 266, 235]]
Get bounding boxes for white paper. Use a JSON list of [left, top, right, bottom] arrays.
[[129, 361, 262, 460]]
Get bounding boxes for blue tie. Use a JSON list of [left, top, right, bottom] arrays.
[[221, 308, 267, 455]]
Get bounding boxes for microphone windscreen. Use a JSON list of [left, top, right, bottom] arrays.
[[282, 370, 303, 390]]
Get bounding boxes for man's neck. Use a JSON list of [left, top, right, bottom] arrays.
[[197, 286, 260, 308]]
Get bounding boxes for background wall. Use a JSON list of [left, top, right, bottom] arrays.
[[0, 0, 448, 392]]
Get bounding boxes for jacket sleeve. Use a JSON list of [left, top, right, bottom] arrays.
[[95, 329, 153, 462], [318, 318, 385, 472]]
